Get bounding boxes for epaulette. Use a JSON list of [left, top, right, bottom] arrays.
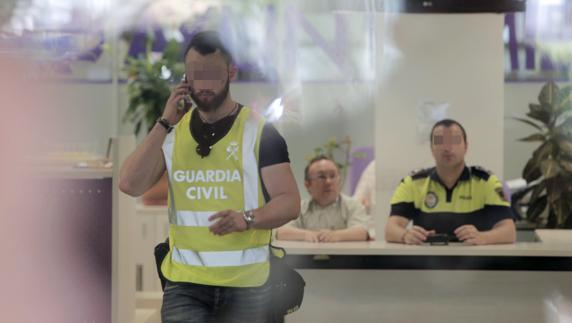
[[410, 167, 434, 180], [470, 166, 492, 181]]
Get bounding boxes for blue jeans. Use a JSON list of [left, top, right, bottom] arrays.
[[161, 281, 273, 323]]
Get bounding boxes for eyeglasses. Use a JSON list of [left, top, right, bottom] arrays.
[[309, 174, 340, 183]]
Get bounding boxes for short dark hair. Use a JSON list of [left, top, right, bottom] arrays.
[[304, 155, 338, 181], [430, 119, 467, 144], [183, 31, 234, 64]]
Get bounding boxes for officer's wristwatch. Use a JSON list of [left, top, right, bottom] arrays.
[[243, 210, 255, 230]]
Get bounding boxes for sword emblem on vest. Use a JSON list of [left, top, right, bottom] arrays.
[[226, 141, 239, 160]]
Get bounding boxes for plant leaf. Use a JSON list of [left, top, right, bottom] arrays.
[[522, 140, 554, 182], [559, 114, 572, 130], [567, 191, 572, 214], [526, 195, 547, 223], [518, 133, 545, 142], [558, 198, 571, 228], [548, 197, 568, 228], [555, 85, 572, 116], [546, 208, 558, 228], [122, 34, 183, 136], [532, 140, 554, 160], [511, 117, 544, 131], [162, 39, 182, 63], [538, 81, 559, 106], [526, 109, 551, 125], [134, 122, 142, 136], [546, 179, 563, 204], [560, 160, 572, 173], [556, 136, 572, 156], [540, 159, 561, 179], [529, 182, 546, 205], [522, 157, 542, 183]]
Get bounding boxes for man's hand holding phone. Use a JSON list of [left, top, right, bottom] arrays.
[[161, 76, 192, 125]]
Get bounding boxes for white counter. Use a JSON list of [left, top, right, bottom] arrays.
[[275, 230, 572, 257], [276, 230, 572, 323]]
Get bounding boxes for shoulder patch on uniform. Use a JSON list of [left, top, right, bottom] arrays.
[[495, 186, 508, 202], [470, 166, 491, 181], [410, 167, 434, 180]]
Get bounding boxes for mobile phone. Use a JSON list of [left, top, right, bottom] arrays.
[[178, 73, 192, 111], [425, 233, 449, 245]]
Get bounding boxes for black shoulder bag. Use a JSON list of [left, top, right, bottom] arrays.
[[268, 244, 306, 316], [154, 239, 169, 291]]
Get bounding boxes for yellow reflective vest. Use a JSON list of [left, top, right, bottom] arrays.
[[160, 106, 271, 287]]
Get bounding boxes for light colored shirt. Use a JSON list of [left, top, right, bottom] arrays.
[[288, 194, 370, 231]]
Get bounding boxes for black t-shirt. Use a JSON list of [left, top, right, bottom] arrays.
[[258, 123, 290, 167], [190, 106, 290, 202]]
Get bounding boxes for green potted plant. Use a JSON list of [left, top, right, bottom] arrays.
[[124, 36, 184, 136], [123, 35, 185, 205], [514, 81, 572, 228]]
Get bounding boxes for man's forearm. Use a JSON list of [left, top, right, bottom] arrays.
[[385, 220, 408, 243], [483, 220, 516, 244], [335, 227, 369, 241], [119, 123, 167, 196], [276, 226, 312, 241], [250, 192, 300, 230]]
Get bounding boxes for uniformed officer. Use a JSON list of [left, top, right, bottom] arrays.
[[385, 119, 516, 245]]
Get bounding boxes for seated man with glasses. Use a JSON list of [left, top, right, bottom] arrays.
[[276, 156, 370, 242]]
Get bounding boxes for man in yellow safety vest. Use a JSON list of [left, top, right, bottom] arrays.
[[119, 30, 300, 323]]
